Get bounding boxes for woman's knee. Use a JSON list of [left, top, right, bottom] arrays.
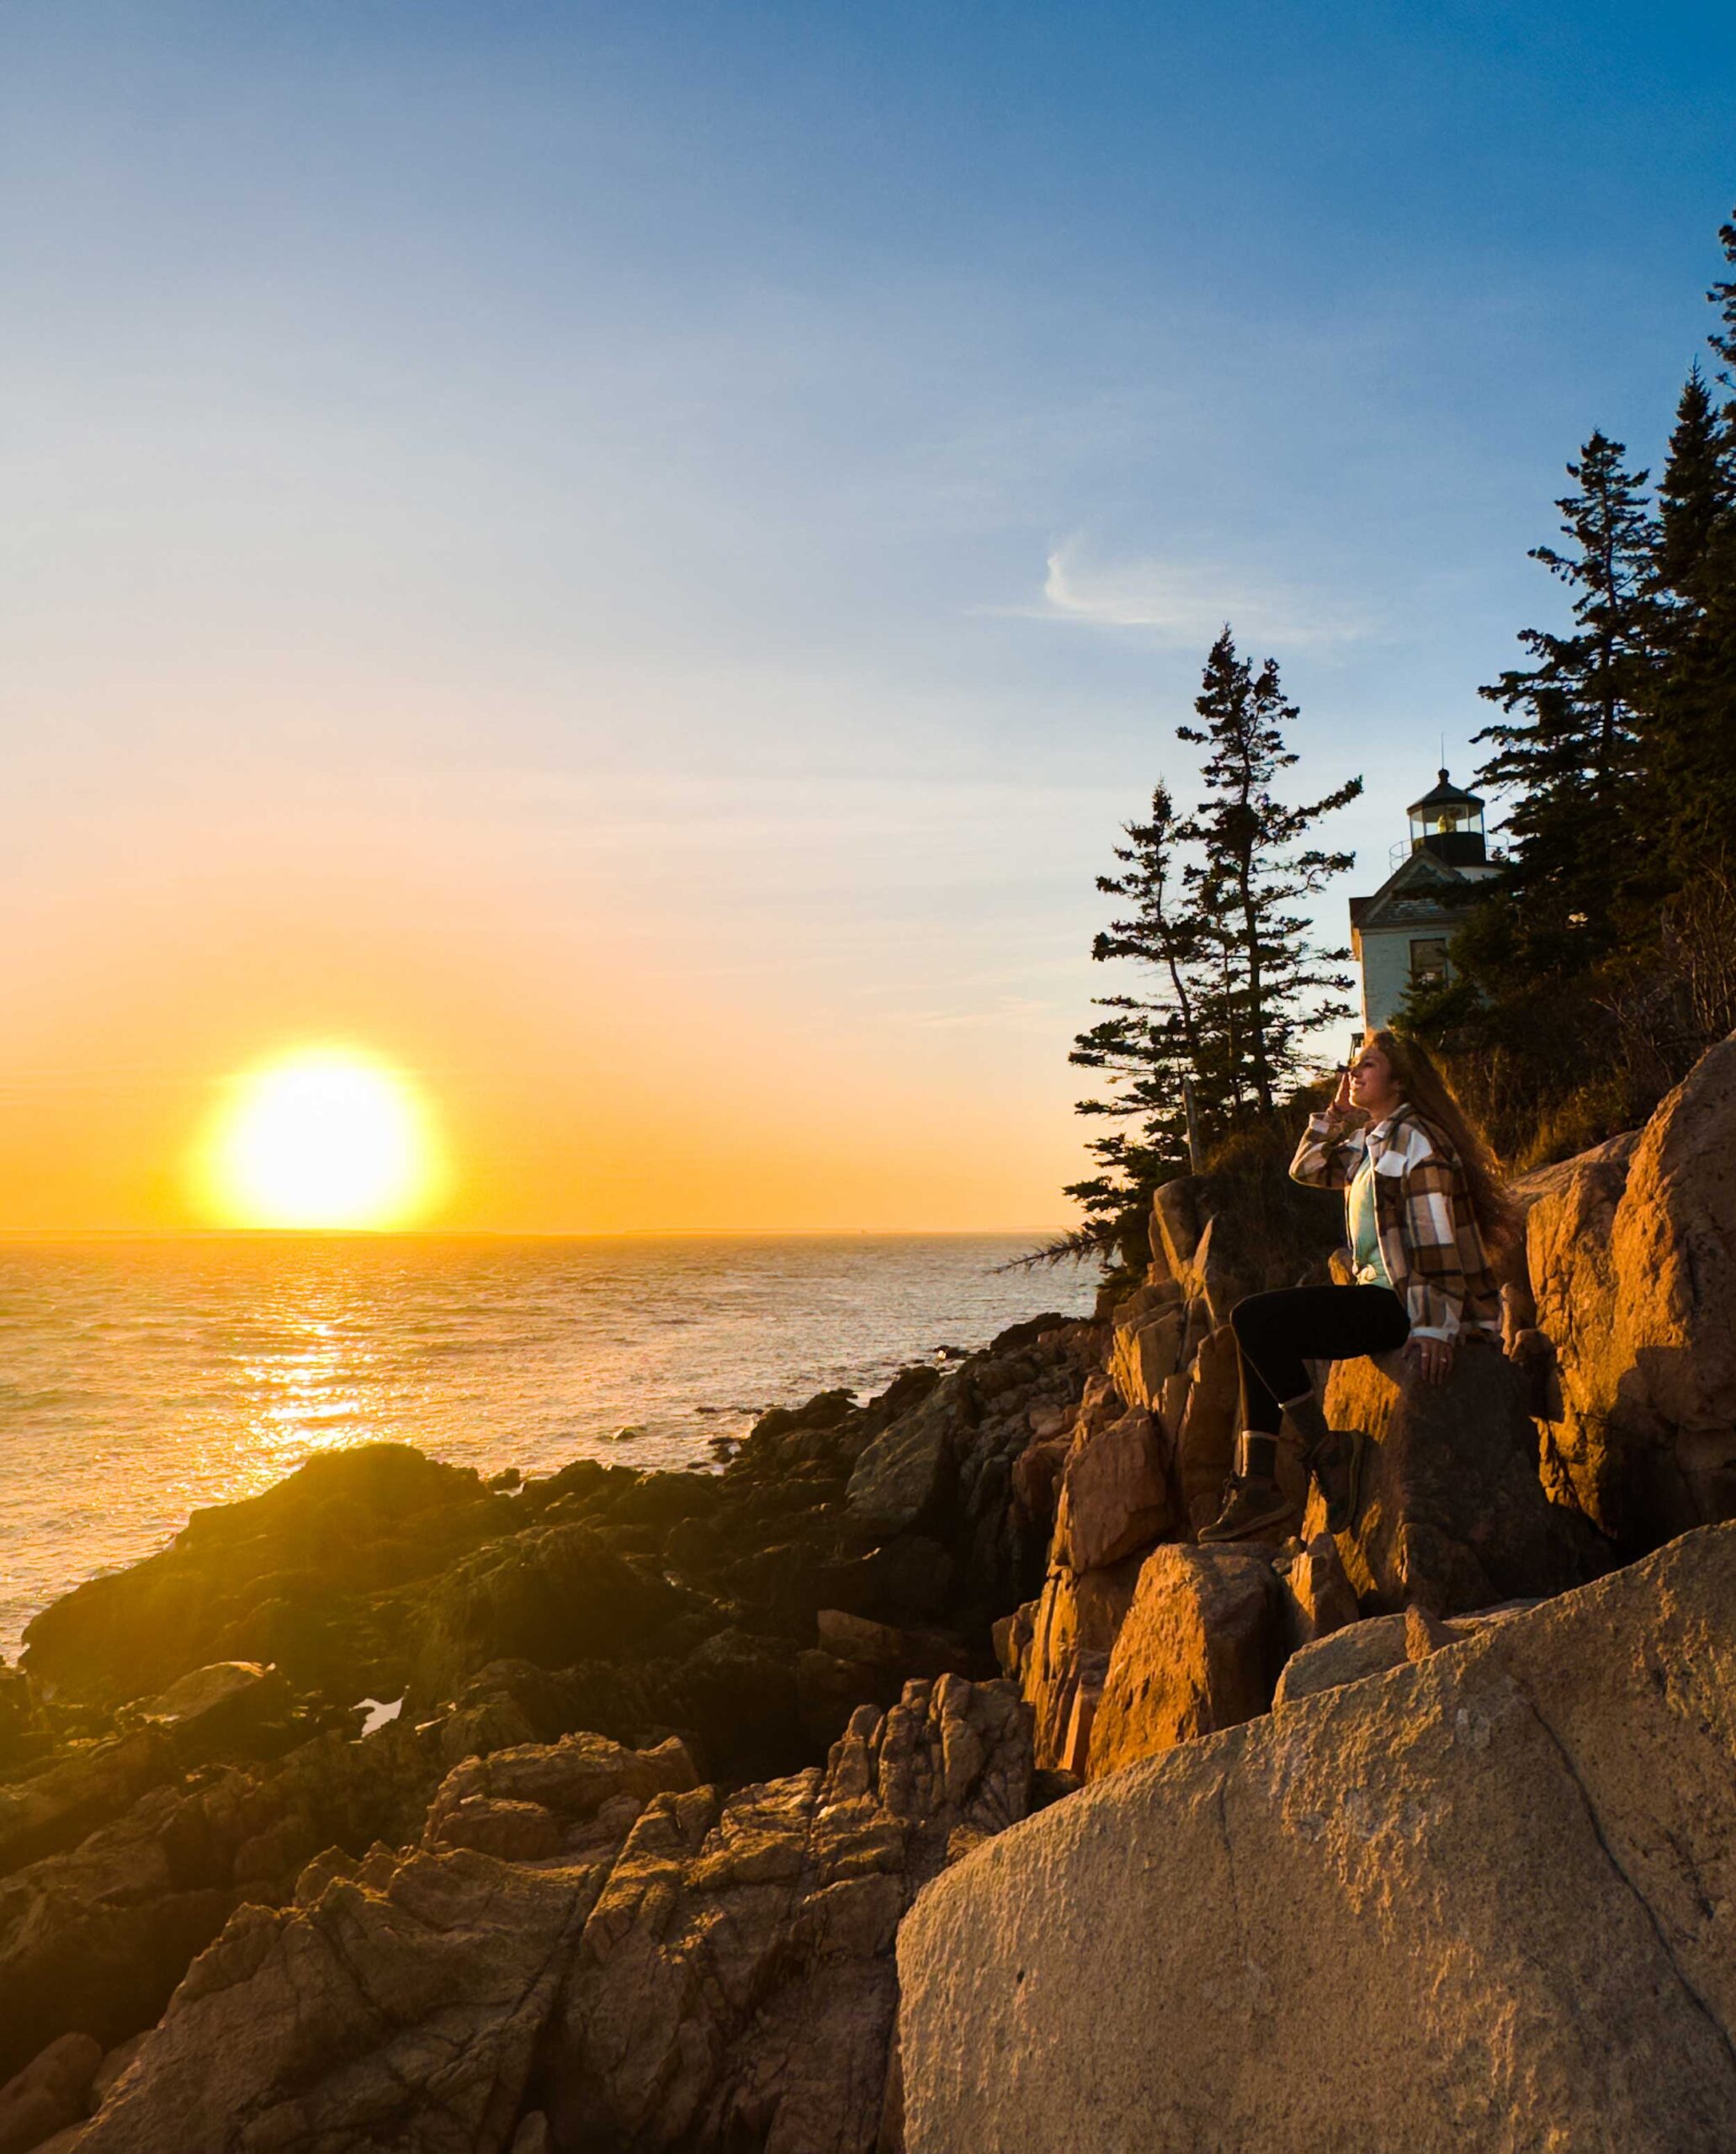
[[1229, 1290, 1285, 1342]]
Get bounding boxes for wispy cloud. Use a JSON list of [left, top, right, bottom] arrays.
[[992, 536, 1372, 649]]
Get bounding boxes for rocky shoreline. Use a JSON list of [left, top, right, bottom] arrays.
[[5, 1039, 1736, 2150], [0, 1307, 1096, 2151]]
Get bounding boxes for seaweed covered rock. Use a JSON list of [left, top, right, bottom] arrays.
[[406, 1520, 698, 1707], [1087, 1543, 1283, 1778]]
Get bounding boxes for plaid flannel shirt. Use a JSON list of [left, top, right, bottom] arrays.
[[1290, 1104, 1502, 1343]]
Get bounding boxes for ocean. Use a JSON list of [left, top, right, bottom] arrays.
[[0, 1232, 1093, 1659]]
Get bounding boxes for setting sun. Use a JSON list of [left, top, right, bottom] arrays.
[[194, 1048, 447, 1228]]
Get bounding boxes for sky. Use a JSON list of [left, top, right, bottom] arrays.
[[2, 0, 1733, 1231]]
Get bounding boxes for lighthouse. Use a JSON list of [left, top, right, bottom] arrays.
[[1347, 770, 1503, 1032]]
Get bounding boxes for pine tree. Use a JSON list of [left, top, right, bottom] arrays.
[[1707, 208, 1736, 377], [1637, 226, 1736, 880], [1176, 630, 1362, 1119], [1065, 631, 1361, 1249], [1655, 366, 1726, 608], [1065, 783, 1206, 1233], [1474, 432, 1661, 961], [1410, 210, 1736, 1165], [1627, 369, 1736, 890]]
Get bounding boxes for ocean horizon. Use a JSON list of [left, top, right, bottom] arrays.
[[0, 1230, 1096, 1659]]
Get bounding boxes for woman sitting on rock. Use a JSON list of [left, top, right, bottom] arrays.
[[1200, 1027, 1514, 1546]]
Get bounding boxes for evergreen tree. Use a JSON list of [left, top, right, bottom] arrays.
[[1634, 225, 1736, 879], [1473, 432, 1660, 961], [1065, 783, 1206, 1233], [1066, 631, 1360, 1244], [1707, 208, 1736, 378], [1409, 209, 1736, 1168], [1176, 630, 1362, 1119], [1655, 365, 1726, 609], [1627, 369, 1736, 889]]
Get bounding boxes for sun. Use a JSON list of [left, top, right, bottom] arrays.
[[194, 1047, 447, 1228]]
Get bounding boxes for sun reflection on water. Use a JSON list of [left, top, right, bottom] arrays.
[[0, 1233, 1094, 1657]]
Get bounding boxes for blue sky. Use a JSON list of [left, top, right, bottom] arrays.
[[1, 2, 1732, 1226]]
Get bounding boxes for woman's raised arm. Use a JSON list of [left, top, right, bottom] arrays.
[[1290, 1106, 1365, 1191]]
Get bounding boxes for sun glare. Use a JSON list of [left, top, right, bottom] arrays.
[[196, 1048, 445, 1228]]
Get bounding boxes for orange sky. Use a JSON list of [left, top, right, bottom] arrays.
[[2, 741, 1106, 1231]]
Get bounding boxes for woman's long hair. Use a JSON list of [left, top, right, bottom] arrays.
[[1369, 1027, 1518, 1253]]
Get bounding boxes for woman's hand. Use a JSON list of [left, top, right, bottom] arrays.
[[1406, 1335, 1455, 1387], [1330, 1064, 1356, 1117]]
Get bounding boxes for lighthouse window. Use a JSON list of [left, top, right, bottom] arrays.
[[1410, 938, 1449, 984]]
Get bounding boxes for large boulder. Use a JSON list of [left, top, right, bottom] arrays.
[[1053, 1407, 1173, 1573], [1312, 1340, 1605, 1615], [1014, 1557, 1143, 1774], [844, 1380, 971, 1538], [1526, 1038, 1736, 1548], [898, 1522, 1736, 2153], [1086, 1544, 1282, 1779], [1150, 1177, 1206, 1277], [1271, 1598, 1540, 1706], [1107, 1307, 1184, 1414]]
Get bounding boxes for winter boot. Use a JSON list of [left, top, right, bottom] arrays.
[[1198, 1431, 1301, 1545], [1282, 1389, 1367, 1537]]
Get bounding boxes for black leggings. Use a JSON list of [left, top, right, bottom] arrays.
[[1230, 1286, 1410, 1435]]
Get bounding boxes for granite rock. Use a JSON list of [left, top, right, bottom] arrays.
[[899, 1524, 1736, 2153]]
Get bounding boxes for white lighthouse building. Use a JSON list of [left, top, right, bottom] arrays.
[[1348, 770, 1503, 1032]]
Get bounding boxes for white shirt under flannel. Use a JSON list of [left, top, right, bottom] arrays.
[[1290, 1104, 1503, 1343]]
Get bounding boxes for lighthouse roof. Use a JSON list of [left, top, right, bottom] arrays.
[[1407, 767, 1482, 818]]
